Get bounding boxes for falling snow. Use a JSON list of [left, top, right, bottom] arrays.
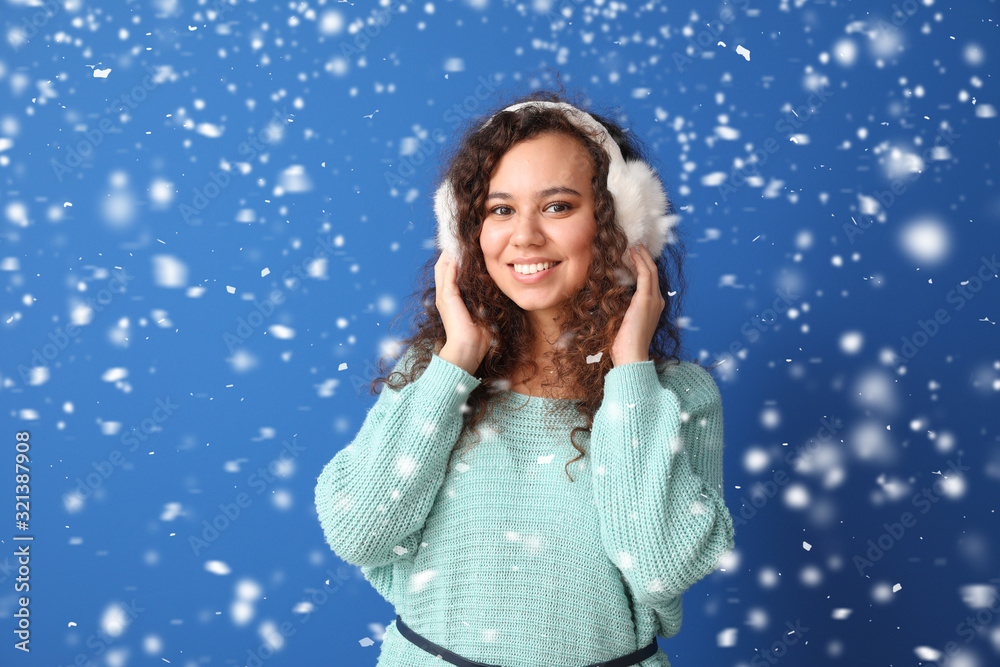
[[1, 0, 996, 664]]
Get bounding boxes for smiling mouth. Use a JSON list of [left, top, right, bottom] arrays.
[[509, 261, 562, 275]]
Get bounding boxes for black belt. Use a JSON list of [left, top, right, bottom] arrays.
[[395, 615, 659, 667]]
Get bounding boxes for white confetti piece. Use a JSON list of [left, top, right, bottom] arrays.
[[537, 454, 554, 464], [802, 541, 812, 551], [736, 45, 750, 61], [93, 68, 112, 78]]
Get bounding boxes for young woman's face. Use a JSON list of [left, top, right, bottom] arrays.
[[479, 132, 598, 329]]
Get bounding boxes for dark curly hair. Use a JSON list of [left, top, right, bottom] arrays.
[[370, 84, 700, 481]]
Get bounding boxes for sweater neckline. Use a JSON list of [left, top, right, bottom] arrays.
[[485, 390, 586, 438], [504, 387, 580, 401], [497, 389, 578, 414]]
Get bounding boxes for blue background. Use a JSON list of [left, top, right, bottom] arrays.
[[1, 0, 998, 665]]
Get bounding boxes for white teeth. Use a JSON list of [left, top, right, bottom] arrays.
[[513, 261, 557, 274]]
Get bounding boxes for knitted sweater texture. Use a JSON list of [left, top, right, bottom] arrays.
[[315, 346, 735, 666]]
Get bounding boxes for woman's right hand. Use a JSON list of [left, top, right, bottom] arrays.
[[434, 251, 491, 375]]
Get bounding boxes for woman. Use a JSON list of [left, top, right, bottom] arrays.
[[315, 89, 735, 667]]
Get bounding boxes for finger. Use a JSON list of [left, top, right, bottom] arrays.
[[632, 246, 652, 296], [636, 245, 659, 296], [636, 243, 654, 273], [435, 253, 452, 309], [434, 254, 446, 292], [445, 255, 467, 317], [626, 246, 640, 281], [637, 245, 665, 311], [449, 253, 460, 291], [440, 252, 455, 284]]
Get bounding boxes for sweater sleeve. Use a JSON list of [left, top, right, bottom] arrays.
[[590, 359, 734, 607], [314, 347, 481, 568]]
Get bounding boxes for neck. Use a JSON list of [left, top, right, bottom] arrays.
[[510, 320, 582, 399], [526, 310, 567, 358]]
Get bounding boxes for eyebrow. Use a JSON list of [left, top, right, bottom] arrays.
[[485, 186, 582, 202]]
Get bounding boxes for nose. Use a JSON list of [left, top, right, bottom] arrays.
[[510, 208, 545, 247]]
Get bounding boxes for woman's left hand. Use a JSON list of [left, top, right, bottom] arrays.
[[610, 243, 665, 367]]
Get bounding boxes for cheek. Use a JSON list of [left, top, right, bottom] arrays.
[[479, 231, 505, 261], [572, 220, 598, 253]]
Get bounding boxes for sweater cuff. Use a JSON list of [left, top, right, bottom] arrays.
[[603, 360, 664, 406], [419, 353, 481, 412]]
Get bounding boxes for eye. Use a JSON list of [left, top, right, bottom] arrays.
[[487, 202, 573, 217]]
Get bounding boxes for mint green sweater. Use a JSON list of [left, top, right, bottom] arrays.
[[315, 346, 734, 666]]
